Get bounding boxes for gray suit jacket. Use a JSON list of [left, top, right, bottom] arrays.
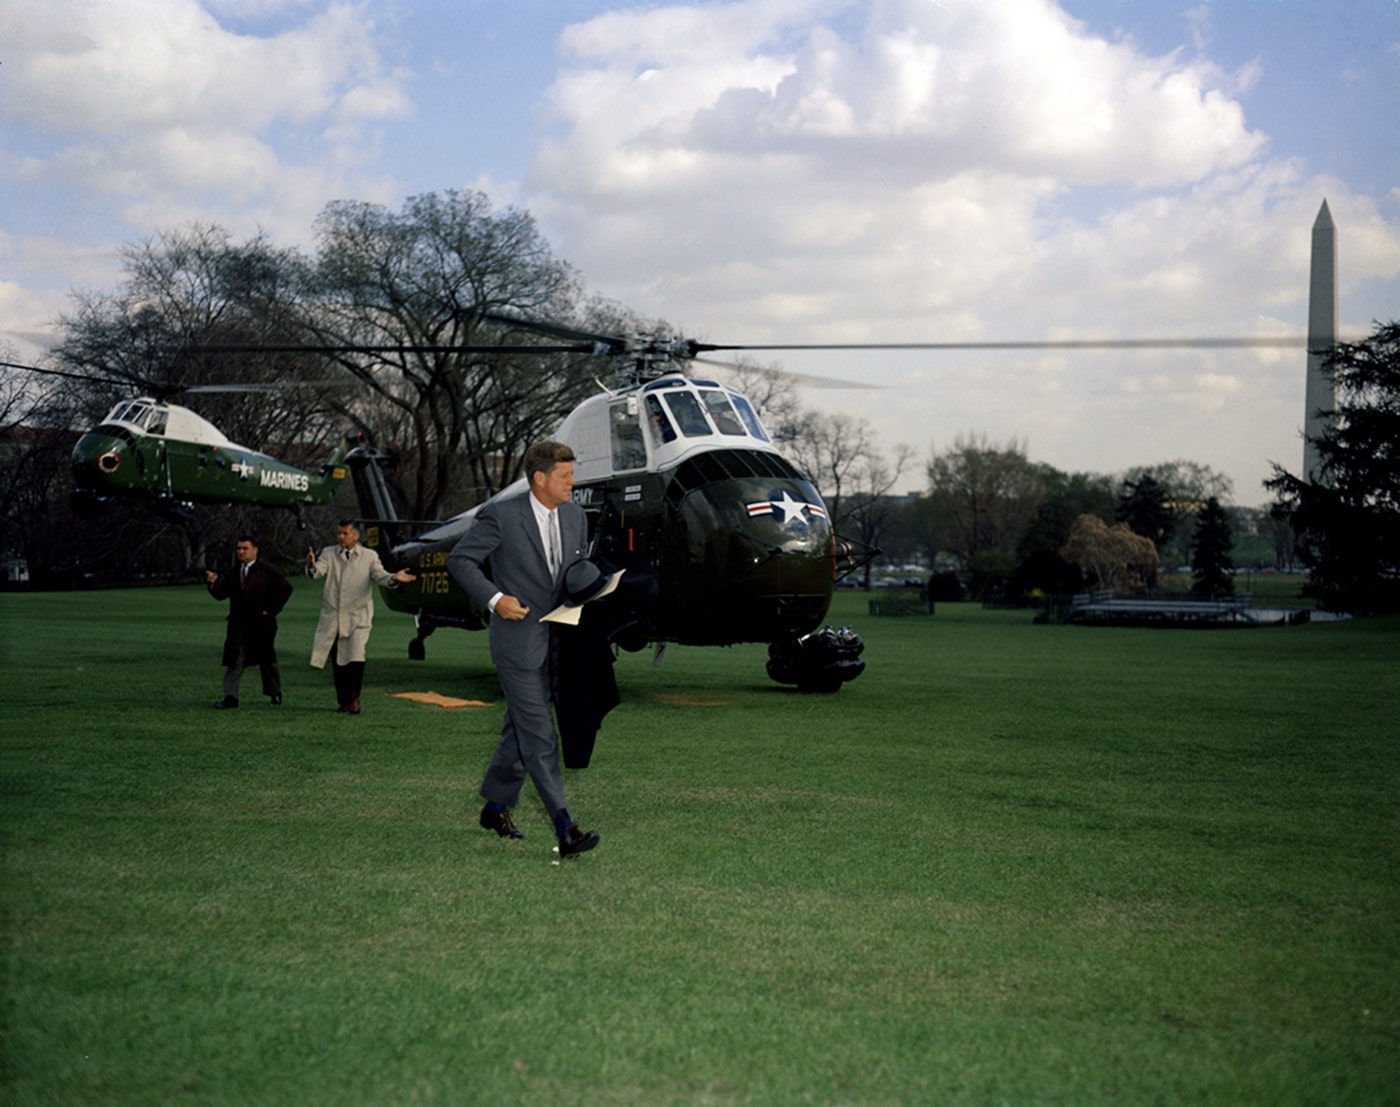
[[446, 489, 587, 671]]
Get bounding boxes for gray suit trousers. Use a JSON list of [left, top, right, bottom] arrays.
[[480, 658, 566, 819]]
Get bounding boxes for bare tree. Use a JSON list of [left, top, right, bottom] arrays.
[[839, 441, 916, 584], [307, 191, 598, 518], [925, 433, 1045, 565]]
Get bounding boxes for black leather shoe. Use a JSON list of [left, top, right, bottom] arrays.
[[479, 806, 525, 839], [214, 696, 239, 709], [558, 825, 599, 858], [270, 694, 282, 706]]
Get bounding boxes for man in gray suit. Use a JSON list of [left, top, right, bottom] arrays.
[[447, 441, 600, 859]]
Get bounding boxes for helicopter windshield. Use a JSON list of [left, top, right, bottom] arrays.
[[698, 389, 745, 436], [637, 379, 772, 450], [106, 400, 160, 430], [98, 399, 234, 447], [644, 395, 676, 446], [664, 390, 712, 438], [559, 377, 778, 483], [728, 394, 769, 442], [103, 400, 171, 435], [107, 401, 141, 425]]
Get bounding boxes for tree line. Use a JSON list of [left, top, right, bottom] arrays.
[[2, 189, 1395, 610], [724, 332, 1396, 612]]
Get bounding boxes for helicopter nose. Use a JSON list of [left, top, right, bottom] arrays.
[[686, 475, 828, 584], [676, 476, 836, 633], [72, 431, 130, 484]]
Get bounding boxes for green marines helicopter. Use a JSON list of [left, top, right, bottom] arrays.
[[3, 361, 357, 524], [67, 393, 357, 523]]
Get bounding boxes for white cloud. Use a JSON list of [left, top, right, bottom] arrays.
[[528, 0, 1280, 334], [522, 0, 1399, 500], [5, 1, 404, 131], [0, 0, 413, 349], [1, 0, 408, 244]]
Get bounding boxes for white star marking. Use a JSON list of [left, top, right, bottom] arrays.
[[772, 491, 807, 524], [231, 460, 253, 479]]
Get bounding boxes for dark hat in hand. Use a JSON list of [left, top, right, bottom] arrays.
[[544, 562, 626, 626], [564, 559, 611, 605]]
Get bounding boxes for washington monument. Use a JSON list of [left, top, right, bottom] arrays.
[[1304, 200, 1337, 481]]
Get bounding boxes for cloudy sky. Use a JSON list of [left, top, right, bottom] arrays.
[[3, 0, 1398, 502]]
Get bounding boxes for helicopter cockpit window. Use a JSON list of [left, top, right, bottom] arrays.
[[113, 401, 148, 427], [699, 390, 745, 436], [644, 395, 676, 446], [610, 400, 647, 471], [146, 408, 167, 435], [729, 394, 770, 443], [664, 391, 712, 438]]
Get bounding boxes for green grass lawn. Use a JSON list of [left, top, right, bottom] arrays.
[[2, 583, 1397, 1105]]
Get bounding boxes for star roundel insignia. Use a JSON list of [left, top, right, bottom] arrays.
[[745, 490, 827, 528], [231, 459, 254, 480]]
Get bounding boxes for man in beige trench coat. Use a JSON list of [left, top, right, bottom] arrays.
[[308, 519, 416, 714]]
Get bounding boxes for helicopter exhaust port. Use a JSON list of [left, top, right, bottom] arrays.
[[97, 450, 122, 473], [766, 625, 866, 693]]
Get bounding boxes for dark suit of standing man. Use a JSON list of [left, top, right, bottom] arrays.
[[447, 441, 599, 858], [206, 534, 292, 708]]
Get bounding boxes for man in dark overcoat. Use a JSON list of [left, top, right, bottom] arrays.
[[206, 534, 292, 708]]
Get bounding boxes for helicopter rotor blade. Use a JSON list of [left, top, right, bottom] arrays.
[[693, 336, 1310, 353], [691, 355, 881, 389], [183, 379, 358, 393], [1, 360, 98, 382], [0, 360, 178, 395], [477, 309, 623, 351], [198, 343, 602, 356], [4, 359, 359, 398]]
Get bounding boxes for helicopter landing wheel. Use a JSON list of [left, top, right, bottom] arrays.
[[766, 626, 867, 693], [409, 613, 435, 660]]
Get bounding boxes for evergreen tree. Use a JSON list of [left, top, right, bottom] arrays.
[[1266, 320, 1400, 613], [1115, 473, 1172, 586], [1189, 497, 1234, 595]]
